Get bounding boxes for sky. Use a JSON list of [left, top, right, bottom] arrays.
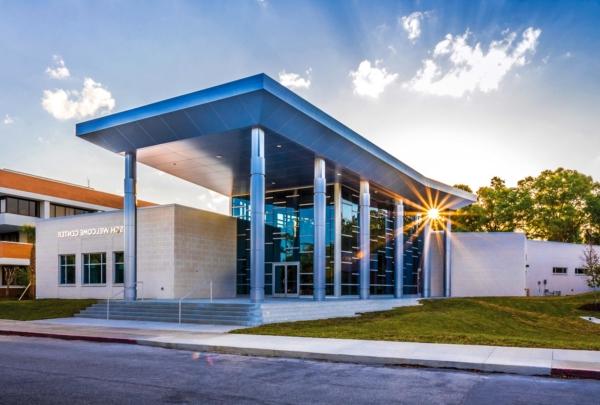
[[1, 0, 599, 213]]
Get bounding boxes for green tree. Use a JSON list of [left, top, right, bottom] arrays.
[[453, 177, 526, 232], [518, 168, 599, 243]]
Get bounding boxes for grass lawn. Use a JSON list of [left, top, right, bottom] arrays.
[[235, 293, 600, 350], [0, 299, 96, 321]]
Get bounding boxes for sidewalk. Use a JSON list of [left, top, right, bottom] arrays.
[[1, 318, 599, 379]]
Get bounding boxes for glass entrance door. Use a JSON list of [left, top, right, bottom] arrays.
[[272, 262, 299, 297]]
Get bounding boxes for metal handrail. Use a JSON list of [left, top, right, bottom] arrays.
[[106, 281, 145, 320], [178, 279, 212, 324], [18, 282, 32, 301]]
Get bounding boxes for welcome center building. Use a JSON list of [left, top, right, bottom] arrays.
[[35, 74, 596, 316]]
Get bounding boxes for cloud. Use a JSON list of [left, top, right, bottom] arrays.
[[3, 114, 14, 125], [350, 60, 398, 98], [46, 55, 70, 79], [256, 0, 267, 8], [41, 77, 115, 120], [400, 12, 426, 41], [405, 27, 541, 97], [278, 69, 311, 89]]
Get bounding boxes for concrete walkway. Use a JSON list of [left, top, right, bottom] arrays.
[[0, 318, 599, 379]]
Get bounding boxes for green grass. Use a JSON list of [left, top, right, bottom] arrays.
[[0, 299, 96, 321], [234, 294, 600, 350]]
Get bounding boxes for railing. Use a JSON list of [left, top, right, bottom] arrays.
[[18, 282, 32, 301], [106, 282, 145, 320], [178, 280, 212, 324]]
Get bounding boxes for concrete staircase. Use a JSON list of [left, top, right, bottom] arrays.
[[75, 301, 263, 326]]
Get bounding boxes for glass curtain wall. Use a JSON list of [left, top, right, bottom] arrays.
[[232, 186, 334, 296], [402, 215, 424, 295], [340, 186, 359, 295], [369, 197, 395, 295]]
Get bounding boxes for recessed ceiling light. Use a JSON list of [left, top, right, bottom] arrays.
[[276, 144, 282, 148], [271, 181, 276, 185], [216, 155, 223, 159], [336, 172, 342, 176]]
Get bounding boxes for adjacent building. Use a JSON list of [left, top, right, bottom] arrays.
[[0, 168, 152, 297]]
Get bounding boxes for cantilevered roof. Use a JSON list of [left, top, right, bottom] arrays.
[[77, 74, 475, 209]]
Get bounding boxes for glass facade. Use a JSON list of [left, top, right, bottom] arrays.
[[232, 184, 425, 298], [50, 203, 95, 217], [232, 186, 334, 296]]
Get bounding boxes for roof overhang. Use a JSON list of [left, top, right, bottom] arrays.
[[77, 74, 476, 209]]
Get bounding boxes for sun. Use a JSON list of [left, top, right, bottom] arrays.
[[426, 208, 440, 221]]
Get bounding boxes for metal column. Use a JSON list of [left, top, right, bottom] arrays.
[[359, 180, 370, 300], [422, 220, 432, 298], [313, 157, 326, 301], [394, 200, 404, 298], [444, 217, 452, 297], [250, 127, 265, 303], [124, 151, 137, 302], [333, 182, 342, 297]]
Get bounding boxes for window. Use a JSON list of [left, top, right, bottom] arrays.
[[82, 253, 106, 284], [50, 203, 94, 218], [59, 255, 76, 285], [575, 268, 587, 275], [552, 267, 567, 275], [114, 252, 124, 284], [0, 197, 39, 217]]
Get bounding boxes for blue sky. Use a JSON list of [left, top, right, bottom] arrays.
[[1, 0, 599, 211]]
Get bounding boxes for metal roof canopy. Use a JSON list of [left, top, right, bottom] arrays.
[[76, 74, 475, 209]]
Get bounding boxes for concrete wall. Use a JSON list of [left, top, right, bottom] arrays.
[[430, 231, 445, 297], [36, 204, 236, 299], [526, 240, 597, 296], [173, 205, 237, 298], [450, 232, 527, 297]]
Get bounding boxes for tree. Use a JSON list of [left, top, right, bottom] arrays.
[[582, 242, 600, 305], [20, 224, 36, 299], [3, 267, 18, 297], [518, 168, 599, 243], [453, 177, 527, 232]]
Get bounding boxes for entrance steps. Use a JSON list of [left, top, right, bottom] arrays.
[[75, 301, 263, 326], [75, 298, 420, 326]]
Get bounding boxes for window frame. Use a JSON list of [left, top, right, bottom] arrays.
[[574, 267, 587, 276], [58, 254, 77, 286], [552, 267, 568, 275], [113, 251, 125, 285], [82, 252, 107, 285]]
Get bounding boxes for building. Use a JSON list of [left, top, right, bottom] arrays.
[[0, 168, 152, 297], [33, 74, 598, 303]]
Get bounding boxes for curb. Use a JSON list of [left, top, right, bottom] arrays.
[[0, 329, 137, 345], [2, 329, 599, 380]]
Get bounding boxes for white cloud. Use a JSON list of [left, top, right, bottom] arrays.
[[256, 0, 267, 8], [46, 55, 70, 79], [400, 12, 425, 42], [405, 27, 541, 97], [278, 69, 311, 89], [41, 77, 115, 120], [3, 114, 14, 124], [350, 60, 398, 98]]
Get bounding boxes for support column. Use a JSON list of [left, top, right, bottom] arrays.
[[124, 151, 137, 302], [250, 127, 265, 303], [422, 219, 432, 298], [41, 201, 51, 219], [313, 157, 326, 301], [394, 200, 404, 298], [359, 180, 370, 299], [444, 217, 452, 297], [333, 182, 342, 297]]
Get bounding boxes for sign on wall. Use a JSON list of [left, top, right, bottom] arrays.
[[57, 225, 124, 238]]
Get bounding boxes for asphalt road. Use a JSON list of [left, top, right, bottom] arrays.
[[0, 336, 598, 405]]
